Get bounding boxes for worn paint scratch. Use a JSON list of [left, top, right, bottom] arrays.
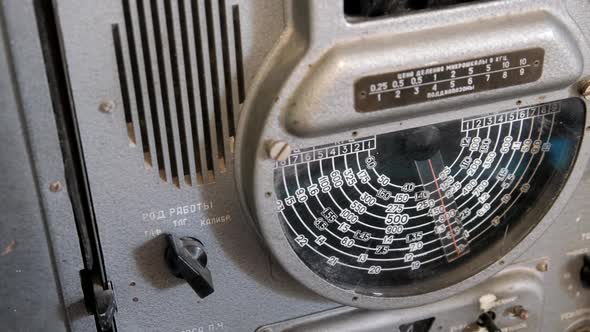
[[502, 225, 510, 248], [1, 240, 16, 256]]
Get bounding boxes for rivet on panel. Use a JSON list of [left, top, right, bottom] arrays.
[[99, 100, 115, 113], [508, 305, 529, 320], [49, 181, 62, 193]]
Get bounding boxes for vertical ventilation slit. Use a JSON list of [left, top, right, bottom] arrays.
[[150, 0, 180, 186], [232, 4, 246, 104], [191, 0, 215, 176], [204, 0, 226, 170], [219, 0, 236, 138], [112, 24, 136, 146], [164, 0, 192, 186], [121, 0, 153, 166], [114, 0, 246, 187], [179, 0, 204, 184], [136, 0, 167, 181]]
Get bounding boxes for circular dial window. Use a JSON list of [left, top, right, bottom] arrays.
[[273, 98, 585, 297]]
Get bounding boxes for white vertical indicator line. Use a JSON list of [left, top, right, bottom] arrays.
[[415, 151, 470, 261]]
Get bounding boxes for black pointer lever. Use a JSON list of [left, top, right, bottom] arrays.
[[164, 234, 214, 298]]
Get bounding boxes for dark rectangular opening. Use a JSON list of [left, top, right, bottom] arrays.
[[344, 0, 483, 19]]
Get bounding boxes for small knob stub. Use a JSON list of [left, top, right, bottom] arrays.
[[165, 234, 214, 298], [477, 311, 501, 332]]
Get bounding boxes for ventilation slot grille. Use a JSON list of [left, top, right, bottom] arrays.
[[113, 0, 245, 187]]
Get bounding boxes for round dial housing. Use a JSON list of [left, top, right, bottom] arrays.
[[272, 98, 584, 297]]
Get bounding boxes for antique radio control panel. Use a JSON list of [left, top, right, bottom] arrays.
[[3, 0, 590, 331]]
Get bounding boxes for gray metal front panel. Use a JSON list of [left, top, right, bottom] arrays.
[[50, 0, 590, 331]]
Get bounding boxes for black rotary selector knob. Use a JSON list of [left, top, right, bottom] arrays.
[[165, 234, 214, 298]]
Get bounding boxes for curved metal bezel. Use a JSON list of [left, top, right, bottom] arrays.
[[235, 0, 590, 309]]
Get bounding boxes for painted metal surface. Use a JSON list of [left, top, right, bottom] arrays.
[[4, 0, 590, 331]]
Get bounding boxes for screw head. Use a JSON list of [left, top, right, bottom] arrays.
[[49, 181, 62, 193], [267, 140, 291, 162], [509, 305, 529, 320], [517, 309, 529, 320], [580, 81, 590, 100], [536, 261, 548, 272], [99, 100, 115, 113]]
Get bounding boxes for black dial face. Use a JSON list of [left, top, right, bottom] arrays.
[[273, 98, 585, 297]]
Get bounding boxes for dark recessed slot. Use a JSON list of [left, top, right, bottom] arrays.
[[232, 5, 246, 105], [407, 0, 429, 10], [136, 0, 167, 180], [178, 0, 204, 184], [204, 0, 227, 171], [219, 0, 236, 138], [344, 0, 482, 18], [164, 0, 192, 186], [191, 0, 215, 176], [112, 25, 136, 146], [121, 0, 153, 166], [151, 0, 180, 186]]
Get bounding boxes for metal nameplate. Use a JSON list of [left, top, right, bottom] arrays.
[[355, 48, 545, 112]]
